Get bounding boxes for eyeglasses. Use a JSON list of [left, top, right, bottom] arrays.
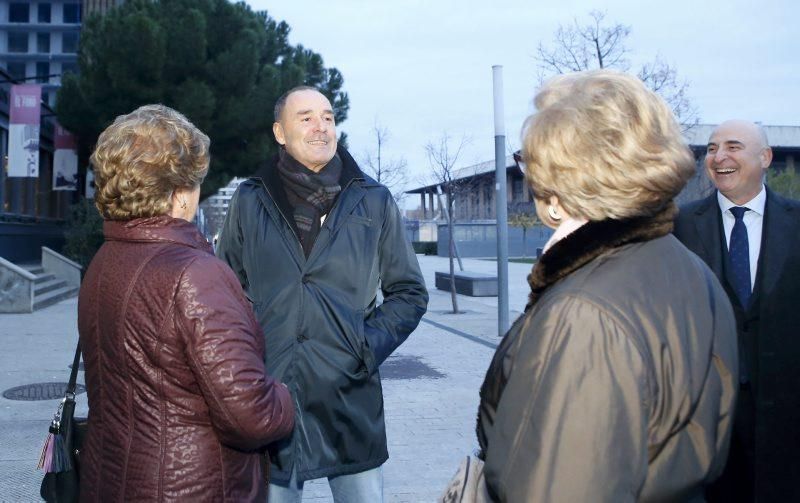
[[513, 150, 526, 175]]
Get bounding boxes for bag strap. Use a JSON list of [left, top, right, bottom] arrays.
[[65, 341, 81, 397]]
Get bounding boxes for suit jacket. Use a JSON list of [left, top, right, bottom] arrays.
[[674, 187, 800, 501]]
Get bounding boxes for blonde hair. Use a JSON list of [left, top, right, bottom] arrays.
[[91, 104, 210, 220], [521, 69, 695, 221]]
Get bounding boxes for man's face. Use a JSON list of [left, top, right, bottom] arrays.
[[273, 90, 337, 172], [705, 120, 772, 205]]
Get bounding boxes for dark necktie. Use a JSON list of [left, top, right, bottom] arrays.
[[729, 206, 751, 307]]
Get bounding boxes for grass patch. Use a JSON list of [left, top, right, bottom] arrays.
[[480, 257, 538, 264], [509, 258, 537, 264]]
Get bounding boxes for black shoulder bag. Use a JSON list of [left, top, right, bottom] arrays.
[[39, 342, 88, 503]]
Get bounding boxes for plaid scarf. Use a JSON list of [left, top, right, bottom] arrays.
[[276, 148, 342, 257]]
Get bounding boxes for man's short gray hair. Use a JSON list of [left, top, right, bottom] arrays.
[[274, 85, 322, 122]]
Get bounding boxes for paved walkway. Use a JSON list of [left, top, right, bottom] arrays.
[[0, 254, 535, 502]]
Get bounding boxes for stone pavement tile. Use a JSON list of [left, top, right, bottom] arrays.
[[0, 420, 51, 463], [1, 298, 87, 501], [379, 315, 496, 501], [0, 460, 41, 502]]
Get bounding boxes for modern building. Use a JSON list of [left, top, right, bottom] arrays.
[[0, 1, 84, 262], [0, 1, 126, 262], [0, 1, 83, 107], [0, 72, 68, 261]]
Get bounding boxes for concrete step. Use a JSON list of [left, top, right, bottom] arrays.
[[18, 262, 43, 275], [34, 278, 68, 296], [33, 273, 55, 284], [33, 285, 79, 311]]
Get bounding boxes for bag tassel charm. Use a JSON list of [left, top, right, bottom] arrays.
[[37, 399, 72, 473]]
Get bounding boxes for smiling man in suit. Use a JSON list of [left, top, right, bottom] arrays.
[[673, 120, 800, 502]]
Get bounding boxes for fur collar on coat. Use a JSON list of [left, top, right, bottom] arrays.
[[526, 202, 677, 309]]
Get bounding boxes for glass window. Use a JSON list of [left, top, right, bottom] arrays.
[[60, 61, 78, 76], [9, 3, 29, 22], [7, 32, 29, 53], [61, 32, 79, 53], [37, 33, 50, 53], [62, 3, 81, 23], [7, 62, 27, 81], [483, 185, 493, 217], [36, 62, 49, 83], [512, 178, 523, 202], [38, 3, 51, 23]]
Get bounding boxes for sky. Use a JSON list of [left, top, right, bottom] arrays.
[[247, 0, 799, 207]]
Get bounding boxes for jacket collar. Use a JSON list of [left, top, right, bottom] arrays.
[[716, 184, 766, 217], [249, 145, 372, 267], [527, 203, 677, 308], [104, 216, 212, 253], [253, 145, 369, 190], [251, 145, 370, 230]]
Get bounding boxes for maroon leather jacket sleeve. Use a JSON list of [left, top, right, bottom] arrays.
[[175, 255, 294, 451]]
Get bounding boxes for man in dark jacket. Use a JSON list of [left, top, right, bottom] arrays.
[[674, 120, 800, 502], [217, 86, 428, 502]]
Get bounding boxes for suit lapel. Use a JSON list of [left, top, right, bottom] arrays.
[[692, 193, 725, 279], [759, 189, 796, 296]]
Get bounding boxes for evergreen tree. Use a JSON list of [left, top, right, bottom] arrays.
[[56, 0, 349, 198]]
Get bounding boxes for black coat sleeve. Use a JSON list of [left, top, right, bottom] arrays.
[[362, 193, 428, 372]]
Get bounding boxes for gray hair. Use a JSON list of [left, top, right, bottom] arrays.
[[274, 85, 322, 122]]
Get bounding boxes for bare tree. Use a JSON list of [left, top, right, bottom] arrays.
[[536, 10, 630, 75], [535, 10, 698, 129], [425, 133, 470, 314], [361, 121, 408, 205]]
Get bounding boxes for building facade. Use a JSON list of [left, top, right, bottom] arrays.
[[0, 1, 82, 107], [0, 1, 128, 262]]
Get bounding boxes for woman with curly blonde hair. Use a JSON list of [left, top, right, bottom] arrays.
[[78, 104, 294, 501], [474, 71, 739, 502]]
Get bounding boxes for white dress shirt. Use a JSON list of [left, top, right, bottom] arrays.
[[717, 185, 766, 291]]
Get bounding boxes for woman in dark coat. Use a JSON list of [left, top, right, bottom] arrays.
[[78, 105, 294, 502], [475, 71, 739, 502]]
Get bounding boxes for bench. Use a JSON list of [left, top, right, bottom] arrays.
[[435, 271, 498, 297]]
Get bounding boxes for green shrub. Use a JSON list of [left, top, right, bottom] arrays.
[[768, 167, 800, 200], [63, 199, 104, 270]]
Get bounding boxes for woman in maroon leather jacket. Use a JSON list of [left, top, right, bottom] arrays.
[[78, 105, 294, 502]]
